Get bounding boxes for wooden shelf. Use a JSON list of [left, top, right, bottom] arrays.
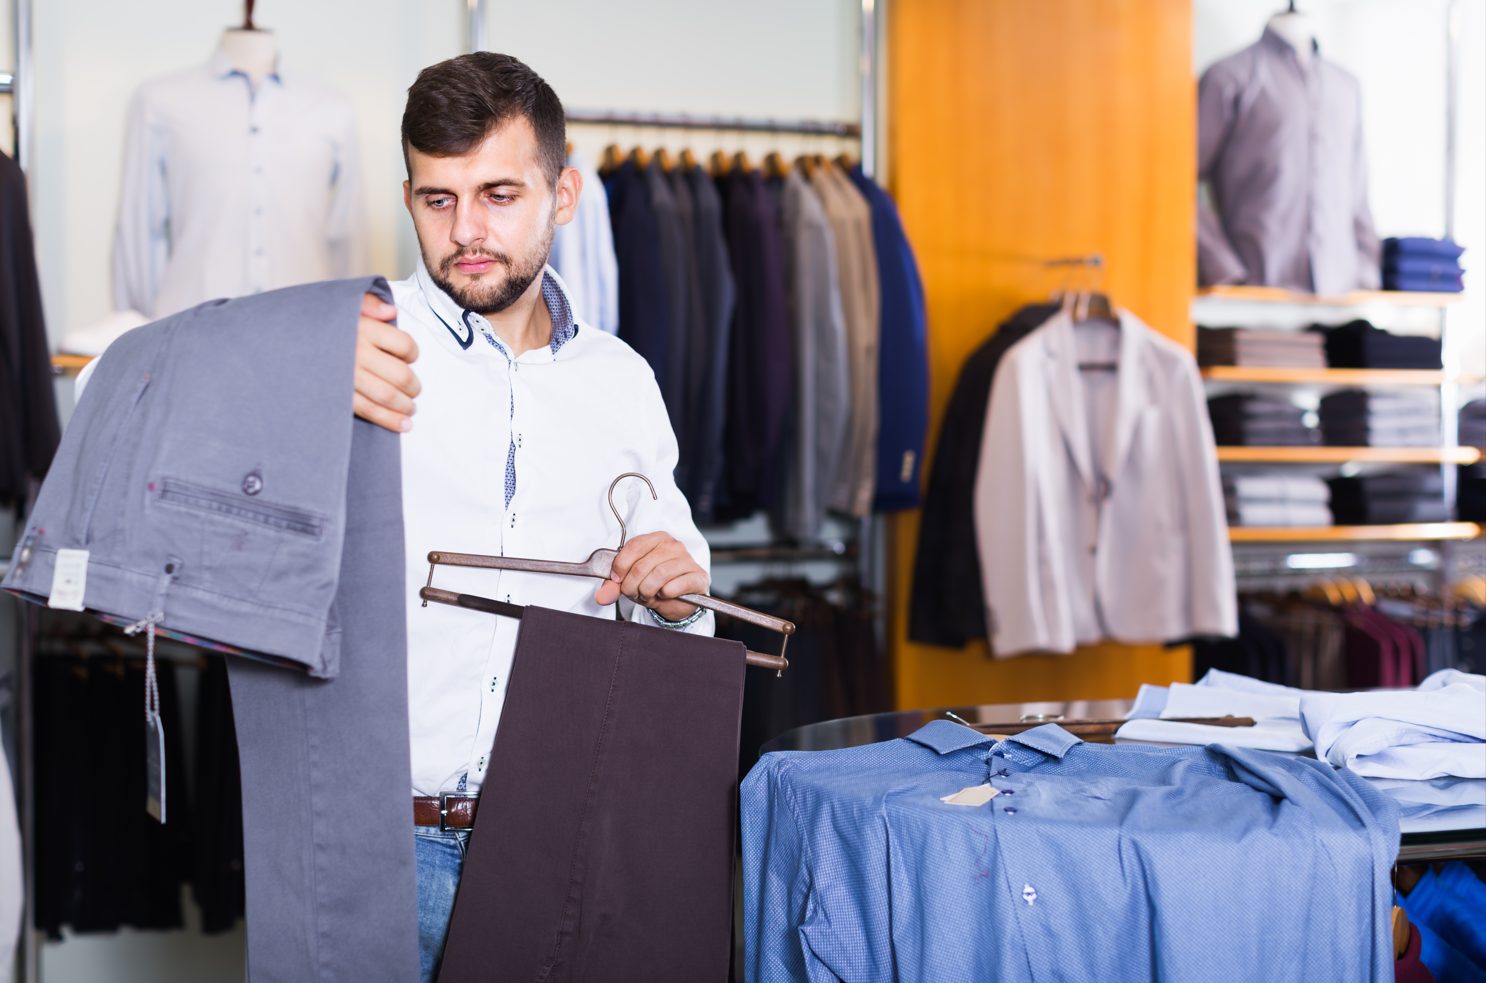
[[1229, 522, 1481, 543], [51, 353, 95, 375], [1217, 446, 1481, 465], [1196, 285, 1462, 308], [1201, 366, 1448, 387]]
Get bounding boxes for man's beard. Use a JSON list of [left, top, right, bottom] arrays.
[[425, 221, 554, 316]]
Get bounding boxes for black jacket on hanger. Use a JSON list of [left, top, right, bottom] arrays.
[[0, 150, 61, 506], [908, 303, 1058, 648], [604, 161, 674, 404]]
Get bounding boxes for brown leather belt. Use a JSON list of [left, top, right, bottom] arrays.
[[414, 793, 479, 830]]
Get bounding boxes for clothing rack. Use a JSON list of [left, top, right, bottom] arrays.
[[466, 0, 889, 613], [711, 541, 854, 564], [565, 110, 861, 138]]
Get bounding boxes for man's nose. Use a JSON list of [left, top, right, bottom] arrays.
[[450, 200, 485, 247]]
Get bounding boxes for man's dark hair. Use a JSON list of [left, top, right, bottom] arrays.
[[401, 52, 566, 185]]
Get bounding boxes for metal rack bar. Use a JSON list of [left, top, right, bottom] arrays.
[[710, 542, 854, 564], [564, 108, 861, 138], [0, 72, 14, 94]]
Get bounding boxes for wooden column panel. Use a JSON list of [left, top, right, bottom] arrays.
[[888, 0, 1196, 709]]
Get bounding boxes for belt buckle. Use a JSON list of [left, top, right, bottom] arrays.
[[438, 792, 465, 832]]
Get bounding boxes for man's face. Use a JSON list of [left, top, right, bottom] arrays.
[[403, 117, 578, 315]]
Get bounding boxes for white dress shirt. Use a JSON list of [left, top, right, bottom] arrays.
[[548, 151, 619, 334], [395, 263, 713, 796], [112, 48, 366, 318]]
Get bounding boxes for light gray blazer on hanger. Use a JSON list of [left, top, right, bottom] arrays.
[[973, 308, 1237, 657]]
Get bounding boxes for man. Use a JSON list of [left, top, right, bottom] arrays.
[[353, 53, 713, 980]]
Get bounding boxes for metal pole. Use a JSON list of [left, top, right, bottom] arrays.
[[859, 0, 878, 179], [467, 0, 487, 54], [14, 0, 32, 174]]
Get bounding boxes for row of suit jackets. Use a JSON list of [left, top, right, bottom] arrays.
[[591, 158, 927, 537], [912, 305, 1237, 655]]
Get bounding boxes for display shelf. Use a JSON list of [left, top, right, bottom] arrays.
[[1196, 285, 1463, 307], [1228, 522, 1481, 544], [1200, 366, 1449, 387], [1216, 446, 1481, 465], [51, 353, 94, 375]]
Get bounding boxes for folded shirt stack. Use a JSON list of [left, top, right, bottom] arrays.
[[1461, 398, 1486, 450], [1312, 319, 1443, 370], [1196, 327, 1327, 368], [1207, 392, 1317, 446], [1459, 463, 1486, 522], [1327, 469, 1450, 525], [1223, 473, 1331, 527], [1319, 389, 1441, 447], [1383, 237, 1466, 293], [1119, 667, 1486, 782]]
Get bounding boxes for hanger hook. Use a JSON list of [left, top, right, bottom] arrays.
[[607, 472, 657, 550]]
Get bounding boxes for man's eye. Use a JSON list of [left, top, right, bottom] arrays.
[[428, 197, 452, 209], [489, 193, 513, 204]]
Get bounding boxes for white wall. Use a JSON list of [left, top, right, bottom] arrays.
[[21, 0, 860, 352]]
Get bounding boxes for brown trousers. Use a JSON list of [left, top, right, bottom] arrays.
[[439, 606, 747, 982]]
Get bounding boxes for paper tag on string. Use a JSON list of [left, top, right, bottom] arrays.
[[941, 783, 1000, 807], [145, 711, 166, 823]]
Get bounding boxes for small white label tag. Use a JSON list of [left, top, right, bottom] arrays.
[[48, 549, 90, 611], [941, 783, 1001, 807]]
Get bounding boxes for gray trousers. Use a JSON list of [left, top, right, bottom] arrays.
[[227, 415, 417, 982]]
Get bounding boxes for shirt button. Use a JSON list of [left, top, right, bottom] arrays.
[[1003, 806, 1017, 815]]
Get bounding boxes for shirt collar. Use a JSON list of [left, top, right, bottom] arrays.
[[413, 260, 578, 358], [905, 720, 1083, 760], [1259, 25, 1320, 60], [207, 49, 284, 85]]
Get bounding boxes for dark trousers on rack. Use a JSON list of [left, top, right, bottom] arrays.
[[438, 606, 746, 983]]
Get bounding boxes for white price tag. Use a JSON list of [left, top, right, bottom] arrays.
[[941, 783, 1001, 807], [47, 549, 90, 611]]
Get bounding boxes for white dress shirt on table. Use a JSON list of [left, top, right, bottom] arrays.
[[396, 263, 712, 797], [112, 47, 366, 319]]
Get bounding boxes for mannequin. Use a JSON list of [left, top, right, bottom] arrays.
[[1267, 8, 1317, 63], [218, 27, 278, 86]]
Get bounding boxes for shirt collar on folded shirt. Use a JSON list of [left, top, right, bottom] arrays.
[[414, 260, 578, 358], [1259, 25, 1321, 60], [905, 720, 1083, 760]]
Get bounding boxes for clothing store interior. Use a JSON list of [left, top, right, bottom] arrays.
[[1, 0, 1485, 980]]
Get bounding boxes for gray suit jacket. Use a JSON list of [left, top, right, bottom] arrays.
[[776, 172, 850, 541], [4, 278, 418, 981]]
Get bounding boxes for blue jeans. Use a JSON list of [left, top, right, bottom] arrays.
[[415, 827, 470, 983]]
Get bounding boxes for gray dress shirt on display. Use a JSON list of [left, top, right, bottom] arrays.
[[1198, 28, 1381, 295]]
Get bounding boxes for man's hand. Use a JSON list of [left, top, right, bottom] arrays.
[[595, 532, 708, 623], [353, 293, 421, 432]]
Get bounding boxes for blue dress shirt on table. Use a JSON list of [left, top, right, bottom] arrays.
[[741, 721, 1399, 983]]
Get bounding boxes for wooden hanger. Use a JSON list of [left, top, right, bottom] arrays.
[[709, 150, 732, 177], [653, 147, 676, 172], [600, 143, 625, 174], [763, 151, 790, 180], [243, 0, 257, 30], [628, 145, 652, 169], [679, 148, 699, 170], [565, 140, 574, 159], [420, 474, 795, 671], [732, 150, 755, 173], [835, 152, 858, 172], [794, 153, 818, 178]]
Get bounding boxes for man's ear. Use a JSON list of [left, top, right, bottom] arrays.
[[403, 180, 413, 214], [553, 166, 583, 227]]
